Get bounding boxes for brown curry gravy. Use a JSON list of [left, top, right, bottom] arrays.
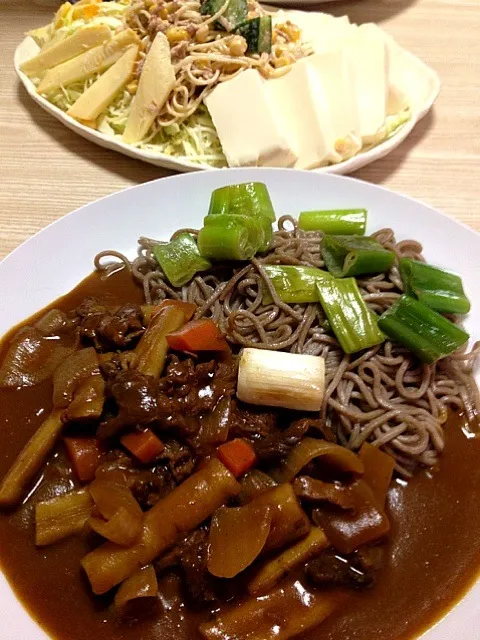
[[0, 269, 479, 640]]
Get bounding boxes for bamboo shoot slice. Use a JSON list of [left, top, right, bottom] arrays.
[[67, 45, 138, 122], [21, 25, 112, 77], [37, 28, 139, 95], [123, 32, 175, 144]]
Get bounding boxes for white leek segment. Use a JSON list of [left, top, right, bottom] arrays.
[[21, 24, 112, 77], [68, 44, 138, 122], [37, 28, 139, 95], [237, 348, 325, 412], [123, 32, 175, 144]]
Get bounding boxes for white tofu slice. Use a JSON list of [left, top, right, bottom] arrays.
[[67, 45, 138, 122], [205, 69, 297, 168], [123, 32, 175, 144], [306, 51, 362, 160], [311, 15, 352, 53], [267, 60, 336, 170], [382, 33, 412, 114], [21, 25, 112, 77], [37, 29, 139, 95], [345, 23, 388, 143]]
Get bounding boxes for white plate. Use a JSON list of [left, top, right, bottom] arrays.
[[14, 35, 440, 175], [0, 168, 478, 639]]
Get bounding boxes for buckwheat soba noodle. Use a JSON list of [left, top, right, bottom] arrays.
[[94, 217, 480, 477]]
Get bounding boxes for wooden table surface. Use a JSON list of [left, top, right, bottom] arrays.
[[0, 0, 479, 261]]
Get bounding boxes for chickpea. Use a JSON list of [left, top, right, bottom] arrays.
[[229, 35, 248, 57], [195, 23, 210, 43]]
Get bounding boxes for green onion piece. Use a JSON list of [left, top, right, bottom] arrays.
[[299, 209, 367, 235], [197, 219, 253, 261], [399, 258, 471, 315], [262, 265, 332, 304], [208, 183, 276, 222], [203, 214, 264, 255], [322, 235, 395, 278], [316, 279, 385, 354], [378, 294, 469, 364], [204, 214, 271, 253], [153, 233, 211, 288]]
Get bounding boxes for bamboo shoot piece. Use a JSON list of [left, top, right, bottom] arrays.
[[37, 28, 140, 95], [135, 305, 186, 379], [26, 24, 54, 48], [114, 565, 158, 608], [21, 25, 112, 76], [81, 459, 240, 594], [199, 577, 343, 640], [0, 410, 63, 507], [123, 32, 175, 144], [237, 348, 325, 412], [253, 483, 310, 551], [67, 45, 138, 122], [248, 526, 329, 595], [35, 488, 94, 546]]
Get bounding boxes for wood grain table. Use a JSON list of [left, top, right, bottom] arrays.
[[0, 0, 479, 261]]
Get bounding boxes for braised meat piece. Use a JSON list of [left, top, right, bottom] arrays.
[[160, 439, 196, 483], [253, 419, 310, 462], [76, 298, 144, 351], [306, 549, 373, 589], [156, 529, 218, 604], [229, 400, 279, 440], [98, 370, 158, 439], [156, 356, 237, 437]]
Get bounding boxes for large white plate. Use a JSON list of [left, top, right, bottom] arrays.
[[0, 169, 478, 639], [14, 34, 440, 175]]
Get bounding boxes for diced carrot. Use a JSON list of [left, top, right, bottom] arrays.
[[217, 439, 257, 478], [166, 319, 230, 352], [121, 429, 165, 464], [155, 299, 196, 322], [64, 437, 102, 483]]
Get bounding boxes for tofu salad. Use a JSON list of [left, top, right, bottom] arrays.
[[21, 0, 412, 169]]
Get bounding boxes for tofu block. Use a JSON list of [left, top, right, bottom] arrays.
[[37, 28, 139, 95], [345, 23, 388, 142], [21, 25, 112, 77], [67, 45, 138, 122], [205, 69, 297, 168], [123, 32, 175, 144], [306, 51, 361, 160], [267, 60, 336, 170]]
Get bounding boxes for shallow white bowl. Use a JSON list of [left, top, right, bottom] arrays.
[[14, 34, 440, 175], [0, 169, 478, 639]]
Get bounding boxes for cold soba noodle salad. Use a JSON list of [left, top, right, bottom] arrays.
[[0, 183, 479, 640]]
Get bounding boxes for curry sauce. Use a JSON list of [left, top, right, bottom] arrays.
[[0, 270, 479, 640]]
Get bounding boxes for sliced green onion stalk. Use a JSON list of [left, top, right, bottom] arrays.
[[208, 183, 276, 222], [202, 215, 264, 258], [316, 279, 385, 354], [197, 218, 253, 261], [378, 295, 469, 364], [262, 265, 332, 304], [153, 233, 212, 288], [322, 235, 395, 278], [298, 209, 367, 235], [204, 214, 271, 254], [399, 258, 471, 315]]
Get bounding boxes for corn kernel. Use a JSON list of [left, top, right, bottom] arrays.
[[274, 55, 291, 68], [166, 26, 191, 44], [126, 81, 138, 95], [276, 22, 301, 43]]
